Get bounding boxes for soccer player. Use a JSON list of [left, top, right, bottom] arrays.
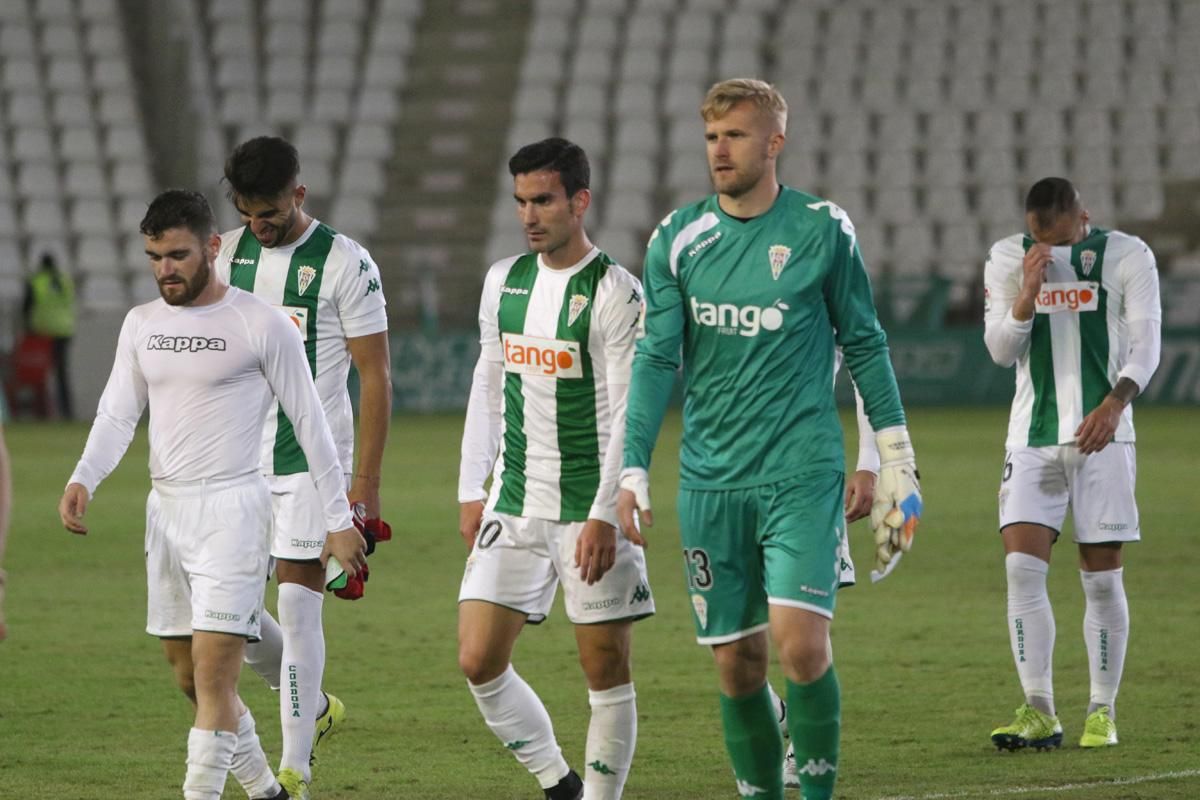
[[984, 177, 1161, 751], [56, 190, 366, 800], [218, 137, 391, 796], [618, 79, 922, 800], [457, 138, 653, 800]]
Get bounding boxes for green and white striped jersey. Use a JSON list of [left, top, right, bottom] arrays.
[[462, 246, 642, 523], [215, 219, 388, 475], [624, 188, 905, 489], [984, 228, 1161, 448]]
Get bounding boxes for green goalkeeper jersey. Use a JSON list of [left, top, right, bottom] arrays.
[[624, 187, 905, 489]]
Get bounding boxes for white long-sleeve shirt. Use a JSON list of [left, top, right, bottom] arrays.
[[983, 228, 1162, 448], [69, 287, 353, 532]]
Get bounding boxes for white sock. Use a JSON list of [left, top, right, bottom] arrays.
[[766, 682, 787, 734], [468, 664, 569, 790], [277, 582, 325, 780], [583, 683, 637, 800], [230, 708, 281, 799], [1081, 568, 1128, 718], [244, 608, 284, 691], [183, 727, 237, 800], [1005, 552, 1056, 716]]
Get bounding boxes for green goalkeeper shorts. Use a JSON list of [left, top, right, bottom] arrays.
[[677, 471, 844, 645]]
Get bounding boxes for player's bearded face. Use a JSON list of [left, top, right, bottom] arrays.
[[705, 104, 779, 199], [236, 188, 305, 248], [157, 253, 211, 306], [148, 228, 214, 306], [513, 170, 580, 256]]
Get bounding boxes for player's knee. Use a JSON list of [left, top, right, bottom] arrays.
[[458, 645, 506, 685], [578, 644, 631, 690], [777, 637, 830, 684]]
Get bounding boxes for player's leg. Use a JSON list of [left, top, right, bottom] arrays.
[[761, 473, 843, 800], [679, 486, 783, 800], [557, 517, 654, 800], [459, 512, 572, 796], [243, 606, 283, 690], [184, 478, 283, 799], [267, 473, 340, 786], [991, 447, 1068, 750], [184, 631, 247, 799], [1072, 443, 1138, 747]]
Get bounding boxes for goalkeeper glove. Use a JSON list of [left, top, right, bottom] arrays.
[[870, 426, 922, 578], [325, 504, 393, 599]]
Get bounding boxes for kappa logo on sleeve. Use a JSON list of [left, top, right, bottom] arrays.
[[146, 335, 227, 352]]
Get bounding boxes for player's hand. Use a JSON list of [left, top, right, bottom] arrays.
[[575, 518, 617, 585], [1075, 395, 1123, 454], [1013, 243, 1053, 319], [617, 468, 652, 547], [322, 527, 368, 578], [459, 500, 485, 551], [59, 483, 90, 535], [347, 477, 381, 520], [871, 428, 922, 575], [844, 469, 877, 523]]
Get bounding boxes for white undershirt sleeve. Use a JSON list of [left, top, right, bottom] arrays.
[[68, 312, 148, 497], [458, 355, 502, 503], [852, 379, 880, 474], [1115, 239, 1162, 393], [983, 239, 1033, 367], [589, 380, 627, 526], [260, 314, 353, 532]]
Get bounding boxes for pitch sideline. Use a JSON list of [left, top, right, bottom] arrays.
[[875, 768, 1200, 800]]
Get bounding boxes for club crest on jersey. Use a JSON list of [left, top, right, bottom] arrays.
[[567, 293, 589, 326], [296, 265, 316, 295], [502, 332, 583, 378], [1080, 249, 1097, 276], [767, 244, 792, 280], [1034, 281, 1100, 314]]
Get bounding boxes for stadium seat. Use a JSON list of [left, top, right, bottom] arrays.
[[60, 126, 104, 163], [64, 164, 109, 200], [514, 85, 559, 121], [111, 162, 153, 198], [12, 129, 55, 163], [7, 92, 49, 127], [57, 92, 98, 126], [32, 0, 74, 21], [975, 183, 1021, 222], [973, 109, 1016, 150], [827, 151, 869, 189], [81, 274, 129, 311], [264, 91, 306, 125], [875, 186, 918, 224], [311, 90, 352, 122], [363, 52, 410, 88], [0, 21, 36, 56], [345, 124, 392, 160], [371, 18, 416, 52], [355, 87, 402, 124], [103, 126, 147, 160], [76, 236, 122, 275], [1118, 182, 1165, 222], [923, 147, 968, 188], [570, 48, 616, 85], [315, 56, 357, 90], [264, 57, 307, 90], [1021, 146, 1069, 184], [85, 21, 124, 56], [318, 21, 363, 54], [94, 56, 136, 92], [1, 58, 41, 92], [21, 199, 67, 238], [974, 149, 1019, 186]]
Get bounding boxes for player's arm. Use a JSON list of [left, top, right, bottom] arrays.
[[458, 264, 506, 551], [1076, 239, 1162, 454], [984, 236, 1041, 366], [846, 375, 879, 523], [619, 223, 684, 544], [819, 208, 920, 573], [346, 331, 390, 517], [578, 271, 642, 583], [336, 245, 391, 518], [60, 311, 149, 535], [260, 314, 364, 575]]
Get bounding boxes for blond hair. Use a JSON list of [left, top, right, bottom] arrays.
[[700, 78, 788, 131]]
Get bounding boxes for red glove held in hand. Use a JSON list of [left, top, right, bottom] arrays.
[[333, 504, 392, 600]]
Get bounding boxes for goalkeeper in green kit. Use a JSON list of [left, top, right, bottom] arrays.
[[617, 79, 922, 800]]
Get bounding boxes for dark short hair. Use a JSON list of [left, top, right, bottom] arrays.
[[508, 137, 590, 198], [1025, 177, 1080, 232], [140, 189, 217, 241], [224, 136, 301, 201]]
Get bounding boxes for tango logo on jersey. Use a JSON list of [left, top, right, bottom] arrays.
[[1080, 249, 1098, 276], [502, 332, 583, 378], [768, 244, 792, 280], [146, 335, 227, 353], [296, 265, 316, 295], [276, 305, 310, 340], [567, 293, 589, 326], [1035, 281, 1099, 314], [687, 230, 722, 258], [690, 297, 788, 337]]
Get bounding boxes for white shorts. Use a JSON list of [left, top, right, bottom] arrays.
[[998, 444, 1139, 543], [458, 511, 655, 625], [145, 476, 272, 639], [267, 472, 351, 561]]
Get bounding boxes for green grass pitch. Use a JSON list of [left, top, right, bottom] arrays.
[[1, 407, 1197, 799]]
